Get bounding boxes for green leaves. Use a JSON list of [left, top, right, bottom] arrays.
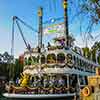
[[91, 0, 99, 3]]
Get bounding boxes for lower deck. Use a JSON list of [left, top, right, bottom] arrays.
[[4, 73, 89, 100]]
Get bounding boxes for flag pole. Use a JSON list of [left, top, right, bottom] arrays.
[[38, 7, 43, 77], [63, 0, 69, 48], [38, 7, 43, 53]]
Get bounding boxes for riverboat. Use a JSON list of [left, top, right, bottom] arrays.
[[3, 0, 100, 99]]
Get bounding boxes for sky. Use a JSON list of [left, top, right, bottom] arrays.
[[0, 0, 100, 57], [0, 0, 64, 57]]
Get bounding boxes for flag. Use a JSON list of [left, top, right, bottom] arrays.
[[43, 23, 64, 35]]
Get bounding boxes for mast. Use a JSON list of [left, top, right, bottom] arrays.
[[38, 7, 43, 53], [63, 0, 69, 48], [9, 17, 15, 81], [38, 7, 43, 77]]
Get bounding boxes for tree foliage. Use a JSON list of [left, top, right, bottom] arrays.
[[91, 41, 100, 63], [0, 52, 23, 81]]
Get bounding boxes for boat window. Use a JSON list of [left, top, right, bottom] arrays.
[[87, 63, 90, 71], [83, 61, 86, 67], [32, 56, 39, 64], [84, 76, 88, 85], [97, 55, 100, 64], [41, 55, 45, 64], [80, 59, 82, 66], [62, 75, 67, 88], [79, 76, 84, 85], [36, 56, 39, 63], [90, 65, 92, 72], [73, 56, 77, 67], [77, 57, 80, 67], [28, 57, 32, 65], [69, 74, 77, 91], [88, 63, 90, 71], [73, 56, 76, 61], [57, 53, 65, 63], [81, 60, 84, 67], [66, 53, 73, 67], [47, 53, 56, 63], [24, 57, 28, 65], [32, 56, 36, 64], [93, 66, 95, 72]]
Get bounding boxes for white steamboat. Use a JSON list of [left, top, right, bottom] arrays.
[[3, 0, 100, 99]]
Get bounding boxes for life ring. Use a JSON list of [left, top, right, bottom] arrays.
[[82, 86, 91, 97]]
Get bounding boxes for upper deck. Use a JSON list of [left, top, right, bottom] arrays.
[[22, 44, 100, 76]]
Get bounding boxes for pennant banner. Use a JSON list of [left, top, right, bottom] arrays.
[[43, 23, 64, 35]]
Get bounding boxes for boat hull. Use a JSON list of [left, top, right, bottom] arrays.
[[3, 93, 75, 100]]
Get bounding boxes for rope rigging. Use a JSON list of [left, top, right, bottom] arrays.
[[15, 20, 30, 52], [43, 17, 64, 25], [11, 16, 36, 62], [15, 17, 38, 33]]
